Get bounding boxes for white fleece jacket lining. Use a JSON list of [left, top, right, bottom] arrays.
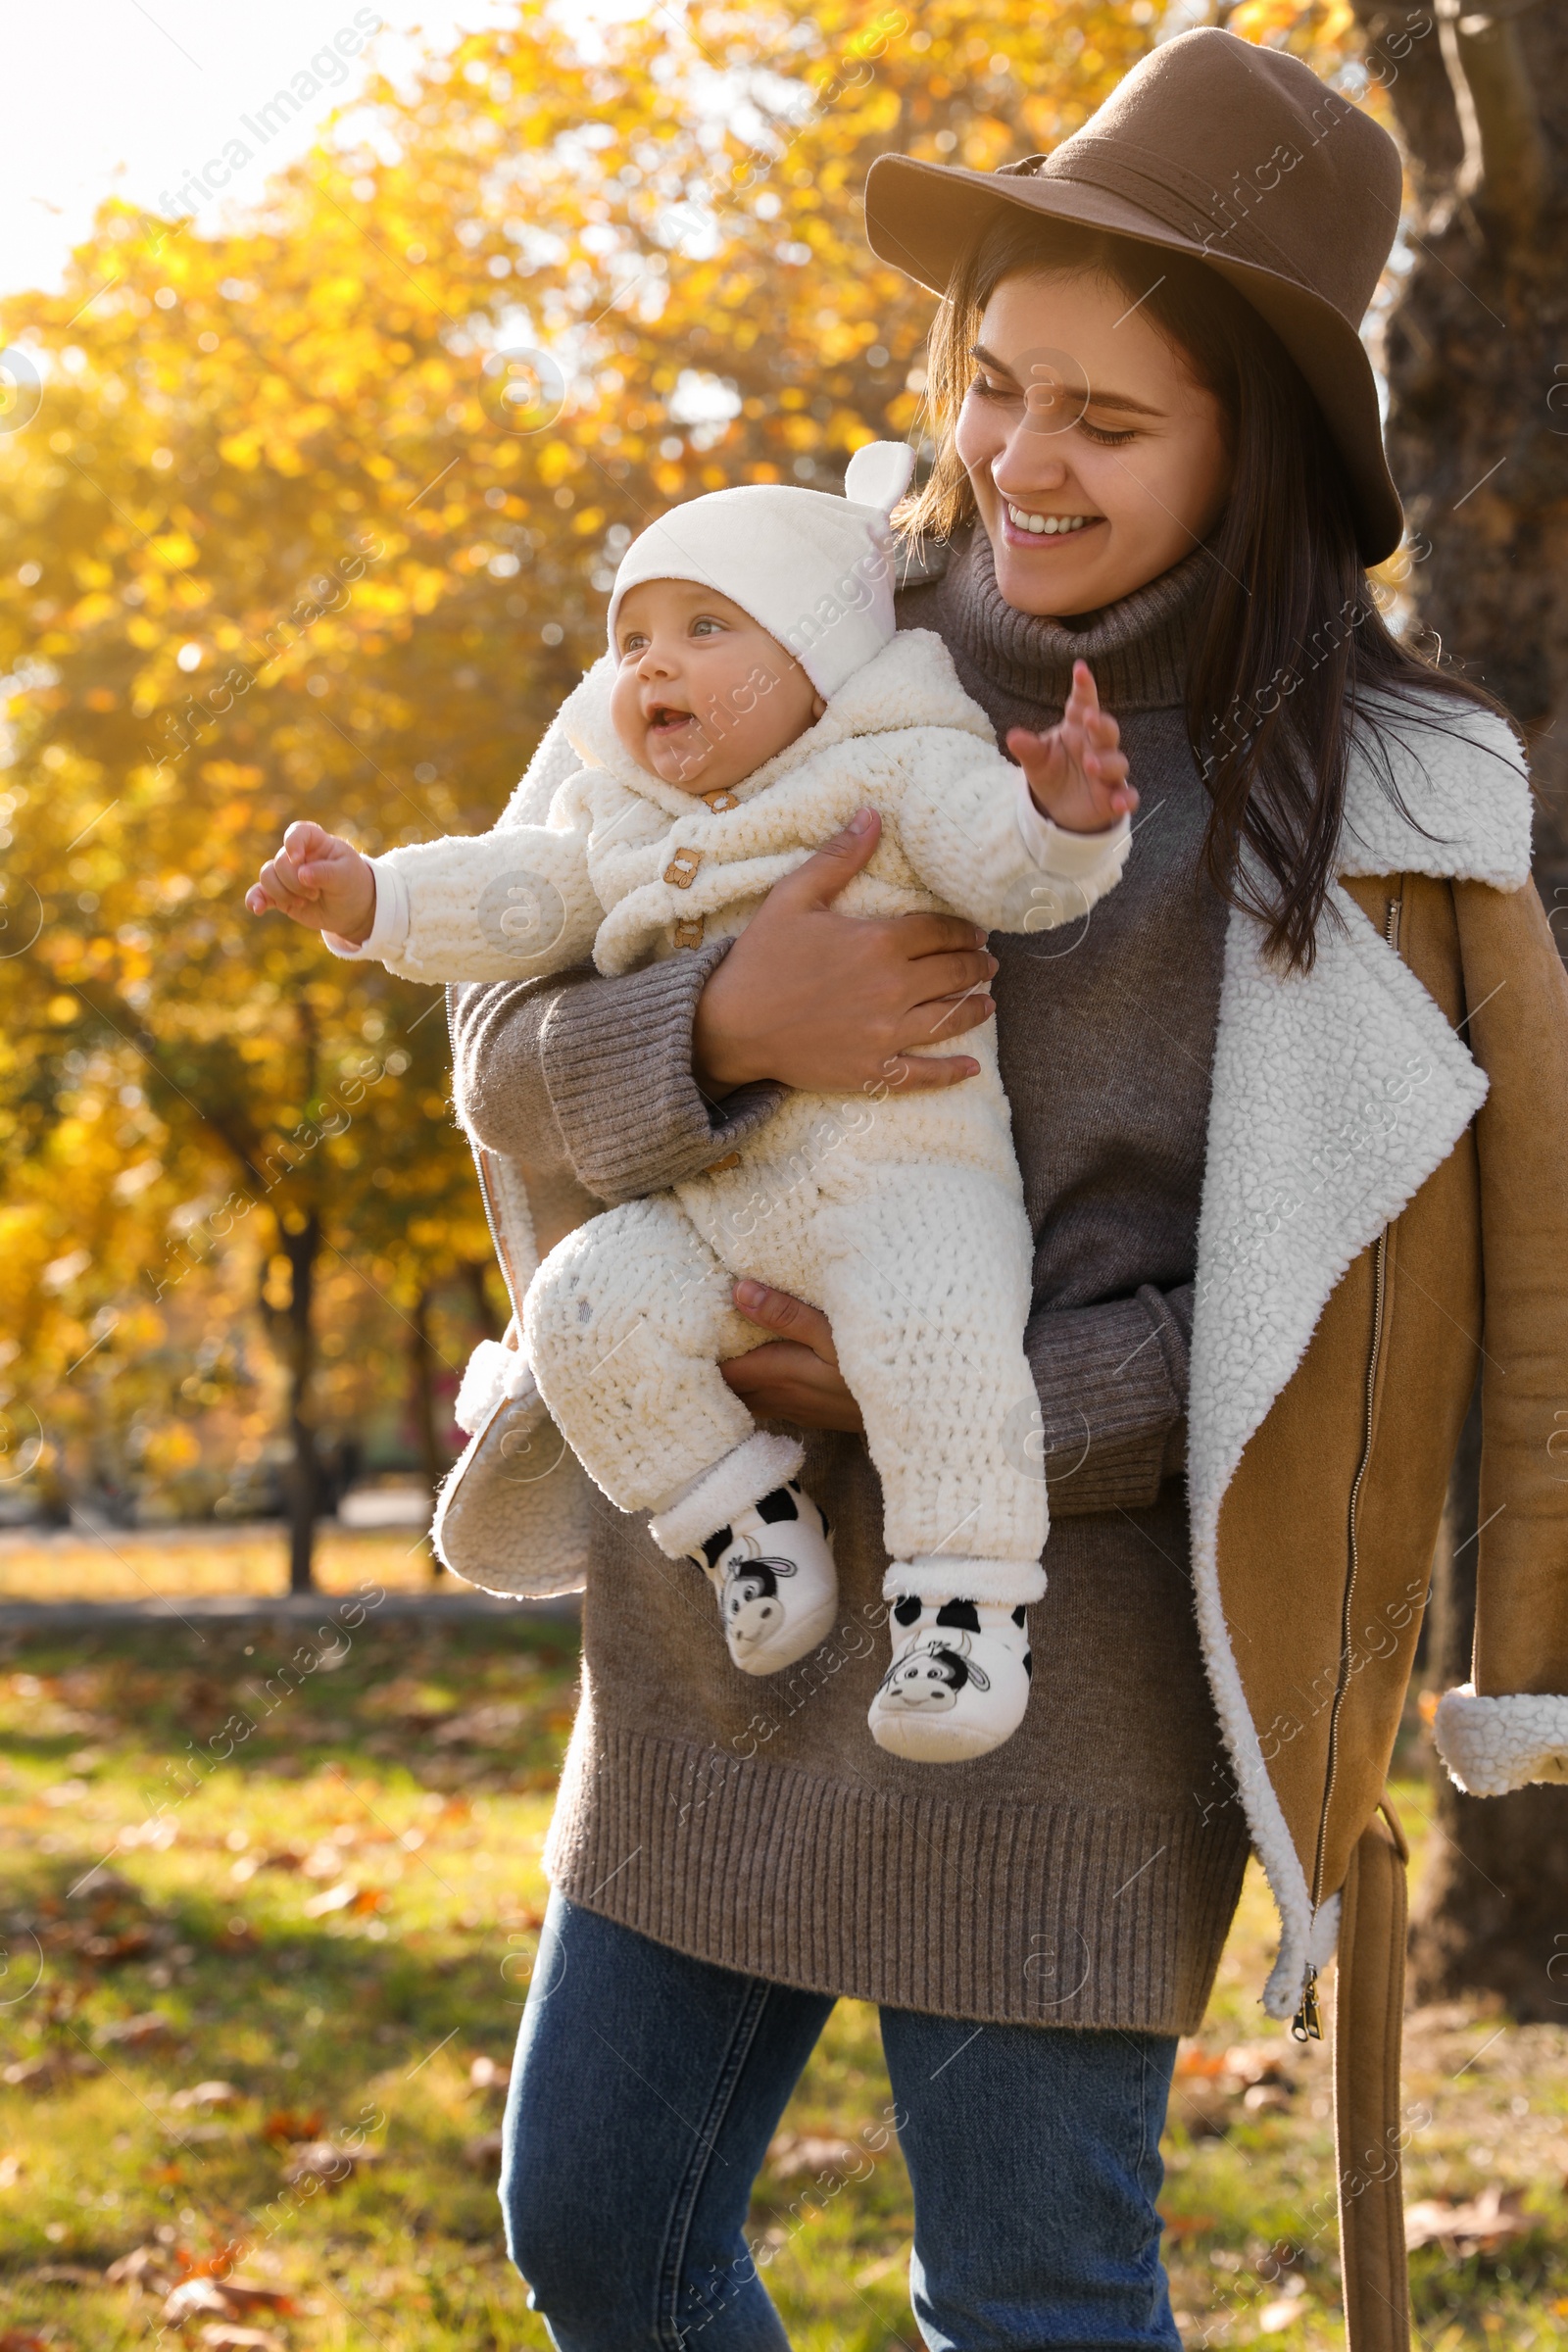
[[1433, 1684, 1568, 1797]]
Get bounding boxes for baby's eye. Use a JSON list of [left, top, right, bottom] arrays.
[[689, 615, 726, 637], [620, 633, 648, 655]]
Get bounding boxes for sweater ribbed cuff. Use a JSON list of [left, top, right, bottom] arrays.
[[541, 942, 785, 1206], [1027, 1282, 1192, 1517]]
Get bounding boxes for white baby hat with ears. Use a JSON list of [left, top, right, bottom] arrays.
[[607, 441, 917, 699]]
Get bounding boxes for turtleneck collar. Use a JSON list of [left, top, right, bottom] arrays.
[[929, 523, 1215, 714]]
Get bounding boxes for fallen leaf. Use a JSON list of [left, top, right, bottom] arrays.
[[171, 2082, 240, 2111], [0, 2330, 52, 2350], [261, 2108, 323, 2145], [1220, 2043, 1295, 2089], [104, 2243, 172, 2294], [31, 2263, 100, 2286], [96, 2010, 173, 2048], [0, 2057, 58, 2090], [280, 2137, 375, 2185], [165, 2278, 236, 2321], [1404, 2183, 1533, 2256], [80, 1928, 153, 1963], [301, 1881, 358, 1918], [202, 2281, 294, 2317], [1157, 2210, 1217, 2240], [196, 2329, 284, 2352]]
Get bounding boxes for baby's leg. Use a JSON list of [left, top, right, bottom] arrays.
[[811, 1164, 1048, 1762], [524, 1198, 837, 1673]]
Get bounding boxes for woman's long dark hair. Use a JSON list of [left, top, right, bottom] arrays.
[[902, 212, 1512, 971]]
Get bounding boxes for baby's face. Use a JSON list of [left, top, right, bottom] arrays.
[[610, 579, 825, 794]]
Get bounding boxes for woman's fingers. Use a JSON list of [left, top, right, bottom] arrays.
[[877, 1048, 984, 1090], [719, 1337, 865, 1433], [890, 911, 990, 961], [769, 807, 882, 910], [732, 1280, 839, 1361], [899, 945, 997, 1004]]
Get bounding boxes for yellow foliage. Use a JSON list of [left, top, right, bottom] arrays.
[[0, 0, 1357, 1502]]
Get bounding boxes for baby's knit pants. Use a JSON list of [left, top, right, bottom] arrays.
[[522, 1168, 1049, 1603]]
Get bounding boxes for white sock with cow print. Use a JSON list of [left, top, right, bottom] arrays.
[[868, 1591, 1034, 1764]]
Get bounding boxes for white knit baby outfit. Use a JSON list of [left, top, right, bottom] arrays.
[[337, 447, 1129, 1758]]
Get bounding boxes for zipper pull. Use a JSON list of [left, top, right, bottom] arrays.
[[1292, 1962, 1322, 2043]]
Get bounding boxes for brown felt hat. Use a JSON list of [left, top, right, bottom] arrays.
[[864, 27, 1405, 564]]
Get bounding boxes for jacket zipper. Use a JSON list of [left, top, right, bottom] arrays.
[[474, 1148, 526, 1331], [1293, 890, 1402, 2042]]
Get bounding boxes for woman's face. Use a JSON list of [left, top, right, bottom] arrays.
[[955, 267, 1233, 617]]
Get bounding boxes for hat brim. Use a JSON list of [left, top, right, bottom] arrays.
[[864, 152, 1403, 566]]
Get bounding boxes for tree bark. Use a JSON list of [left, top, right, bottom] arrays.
[[1349, 0, 1568, 2007], [274, 1210, 321, 1596]]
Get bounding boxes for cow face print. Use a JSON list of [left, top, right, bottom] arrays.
[[876, 1631, 991, 1712], [721, 1552, 798, 1651]]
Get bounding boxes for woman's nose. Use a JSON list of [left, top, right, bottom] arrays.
[[993, 443, 1069, 498]]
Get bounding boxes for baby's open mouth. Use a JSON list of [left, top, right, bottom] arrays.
[[648, 704, 699, 735]]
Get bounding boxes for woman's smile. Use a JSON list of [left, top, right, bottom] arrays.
[[1002, 502, 1103, 545]]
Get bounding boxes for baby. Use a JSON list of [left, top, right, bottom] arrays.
[[247, 444, 1135, 1762]]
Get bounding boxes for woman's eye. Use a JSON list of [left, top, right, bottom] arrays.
[[1078, 419, 1137, 446], [971, 375, 1013, 402]]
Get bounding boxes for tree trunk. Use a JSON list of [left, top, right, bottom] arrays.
[[275, 1211, 321, 1596], [410, 1285, 445, 1575], [462, 1257, 502, 1341], [1349, 0, 1568, 2004]]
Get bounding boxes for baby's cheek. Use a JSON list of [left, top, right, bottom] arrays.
[[608, 674, 644, 759]]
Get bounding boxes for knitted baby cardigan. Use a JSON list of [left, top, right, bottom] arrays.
[[348, 627, 1128, 987]]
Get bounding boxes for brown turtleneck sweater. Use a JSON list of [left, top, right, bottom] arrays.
[[448, 529, 1250, 2032]]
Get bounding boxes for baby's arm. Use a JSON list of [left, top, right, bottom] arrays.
[[898, 703, 1133, 938], [247, 787, 604, 984]]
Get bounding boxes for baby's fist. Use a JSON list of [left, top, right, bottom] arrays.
[[246, 821, 376, 946]]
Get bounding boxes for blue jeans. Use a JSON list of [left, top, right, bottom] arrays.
[[499, 1892, 1182, 2351]]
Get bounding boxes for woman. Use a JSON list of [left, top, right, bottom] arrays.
[[444, 29, 1568, 2351]]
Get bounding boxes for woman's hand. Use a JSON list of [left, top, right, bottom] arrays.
[[692, 808, 998, 1097], [720, 1281, 864, 1433], [1007, 659, 1137, 834]]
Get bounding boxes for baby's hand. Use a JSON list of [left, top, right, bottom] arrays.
[[246, 821, 376, 945], [1006, 660, 1138, 834]]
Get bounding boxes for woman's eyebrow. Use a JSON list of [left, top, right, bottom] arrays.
[[969, 343, 1164, 418]]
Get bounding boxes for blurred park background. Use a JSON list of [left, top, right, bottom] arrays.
[[2, 2, 1568, 2346]]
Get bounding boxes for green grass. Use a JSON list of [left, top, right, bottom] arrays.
[[1, 1596, 1565, 2348]]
